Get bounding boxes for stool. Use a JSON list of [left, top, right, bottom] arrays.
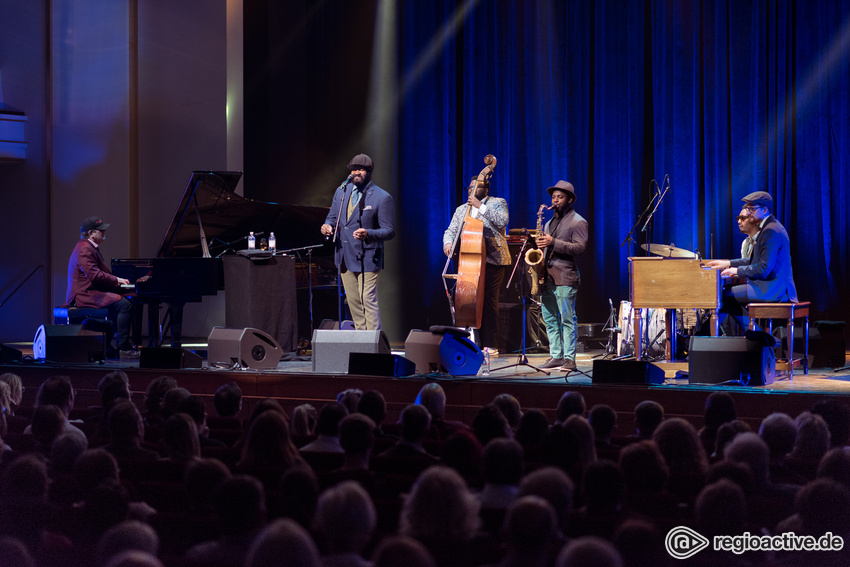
[[53, 306, 109, 325], [747, 301, 810, 378]]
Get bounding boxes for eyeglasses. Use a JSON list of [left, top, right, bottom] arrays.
[[743, 205, 762, 212], [736, 215, 749, 221]]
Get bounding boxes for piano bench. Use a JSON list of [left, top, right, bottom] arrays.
[[747, 301, 811, 378], [53, 307, 109, 325]]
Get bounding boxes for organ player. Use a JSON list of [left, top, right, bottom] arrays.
[[705, 191, 798, 330]]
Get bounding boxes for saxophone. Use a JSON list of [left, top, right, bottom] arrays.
[[525, 205, 546, 295]]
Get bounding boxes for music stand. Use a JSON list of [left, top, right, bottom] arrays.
[[492, 236, 550, 376]]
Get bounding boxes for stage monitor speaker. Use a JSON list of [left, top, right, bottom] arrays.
[[439, 333, 484, 376], [404, 330, 443, 374], [311, 329, 391, 373], [207, 327, 283, 370], [1, 343, 23, 363], [32, 324, 105, 363], [592, 359, 665, 385], [139, 347, 202, 369], [348, 352, 416, 377], [688, 336, 775, 386]]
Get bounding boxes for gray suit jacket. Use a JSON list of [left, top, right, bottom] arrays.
[[543, 207, 588, 287]]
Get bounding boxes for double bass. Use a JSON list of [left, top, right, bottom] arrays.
[[442, 154, 497, 329]]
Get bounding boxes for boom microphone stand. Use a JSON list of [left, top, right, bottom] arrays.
[[492, 233, 550, 376]]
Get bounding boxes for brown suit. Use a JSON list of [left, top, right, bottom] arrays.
[[66, 239, 123, 308]]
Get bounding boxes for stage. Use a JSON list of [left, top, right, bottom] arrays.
[[3, 342, 849, 435]]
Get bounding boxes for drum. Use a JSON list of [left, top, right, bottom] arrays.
[[645, 308, 667, 357]]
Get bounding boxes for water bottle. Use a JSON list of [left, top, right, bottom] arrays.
[[268, 232, 276, 252], [248, 231, 256, 250], [480, 347, 491, 376]]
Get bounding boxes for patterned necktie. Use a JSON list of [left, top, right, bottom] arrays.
[[348, 188, 363, 219], [743, 236, 755, 258]]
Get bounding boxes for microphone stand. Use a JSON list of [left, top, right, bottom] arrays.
[[281, 243, 324, 336], [491, 235, 550, 376], [331, 177, 350, 328], [594, 299, 619, 359]]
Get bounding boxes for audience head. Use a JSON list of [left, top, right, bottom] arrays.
[[185, 458, 231, 513], [515, 408, 550, 448], [790, 411, 831, 462], [555, 391, 586, 423], [161, 412, 200, 461], [415, 383, 446, 421], [618, 440, 669, 493], [519, 466, 575, 534], [31, 404, 67, 451], [316, 481, 376, 555], [107, 400, 145, 444], [51, 431, 89, 473], [795, 478, 850, 536], [247, 518, 320, 567], [581, 459, 624, 511], [483, 437, 524, 486], [759, 412, 797, 459], [175, 395, 207, 430], [101, 380, 132, 412], [440, 430, 484, 487], [213, 381, 242, 418], [371, 535, 436, 567], [35, 375, 75, 415], [161, 387, 191, 420], [399, 403, 432, 444], [277, 466, 320, 531], [357, 390, 388, 427], [400, 466, 481, 543], [74, 449, 120, 500], [98, 371, 130, 396], [96, 520, 159, 567], [103, 550, 164, 567], [290, 404, 317, 438], [214, 474, 266, 536], [247, 398, 287, 427], [492, 393, 523, 430], [503, 495, 558, 554], [338, 413, 376, 457], [817, 447, 850, 488], [143, 375, 178, 415], [694, 479, 747, 536], [315, 402, 348, 437], [588, 404, 617, 443], [241, 409, 299, 468], [336, 388, 363, 415], [633, 400, 664, 438], [556, 536, 623, 567], [0, 372, 24, 408], [612, 519, 669, 567], [0, 536, 35, 567], [723, 431, 770, 484], [703, 392, 736, 430], [652, 417, 708, 476], [812, 398, 850, 448], [472, 404, 511, 446]]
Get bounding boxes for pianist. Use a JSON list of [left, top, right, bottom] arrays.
[[705, 191, 798, 330], [66, 216, 139, 358]]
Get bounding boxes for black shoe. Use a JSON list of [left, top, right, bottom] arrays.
[[539, 357, 565, 369], [558, 359, 577, 371]]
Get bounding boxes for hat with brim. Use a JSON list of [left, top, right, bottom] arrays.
[[742, 191, 772, 209], [546, 180, 576, 202], [347, 154, 374, 172], [81, 216, 110, 232]]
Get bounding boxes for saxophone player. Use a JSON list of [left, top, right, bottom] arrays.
[[443, 176, 511, 353], [535, 181, 588, 371]]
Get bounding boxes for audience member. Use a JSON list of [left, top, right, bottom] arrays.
[[711, 419, 751, 463], [759, 412, 807, 485], [492, 393, 522, 431], [0, 535, 36, 567], [161, 387, 191, 422], [96, 520, 159, 567], [514, 408, 549, 464], [617, 441, 678, 525], [160, 412, 201, 464], [290, 404, 318, 443], [104, 400, 159, 463], [440, 430, 484, 489], [572, 459, 631, 540], [213, 381, 243, 419], [689, 480, 751, 567], [379, 404, 438, 462], [315, 481, 376, 567], [103, 550, 164, 567], [652, 417, 708, 506], [236, 409, 304, 490], [472, 404, 512, 447], [499, 495, 558, 567], [371, 535, 436, 567], [184, 457, 231, 516], [358, 389, 399, 448], [185, 475, 267, 567], [246, 518, 320, 567], [142, 376, 178, 439], [817, 446, 850, 489], [337, 388, 363, 415], [518, 466, 574, 548], [786, 411, 831, 481], [275, 466, 321, 532], [415, 383, 471, 440], [588, 404, 619, 460], [698, 392, 736, 456], [812, 398, 850, 448], [299, 402, 348, 454], [0, 372, 25, 414], [176, 395, 227, 449], [476, 438, 524, 511], [26, 375, 86, 439], [554, 391, 586, 425], [630, 400, 664, 441], [30, 404, 68, 456], [612, 519, 670, 567], [556, 536, 623, 567]]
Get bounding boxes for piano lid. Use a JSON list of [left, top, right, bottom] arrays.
[[158, 170, 334, 258]]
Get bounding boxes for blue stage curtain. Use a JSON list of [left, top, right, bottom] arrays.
[[395, 0, 850, 326]]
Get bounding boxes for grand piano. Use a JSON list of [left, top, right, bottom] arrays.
[[113, 171, 336, 348]]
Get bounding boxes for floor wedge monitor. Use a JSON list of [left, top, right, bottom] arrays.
[[592, 359, 665, 385], [312, 329, 391, 373], [208, 327, 283, 370], [688, 335, 775, 386], [33, 324, 105, 363]]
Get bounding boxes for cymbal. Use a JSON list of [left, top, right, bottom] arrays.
[[641, 243, 697, 258]]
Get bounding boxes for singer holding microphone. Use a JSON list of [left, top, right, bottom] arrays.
[[536, 180, 588, 372], [320, 154, 396, 330]]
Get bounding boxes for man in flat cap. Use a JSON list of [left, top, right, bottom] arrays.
[[66, 216, 138, 357], [321, 154, 396, 330], [706, 191, 798, 329], [536, 180, 588, 372]]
